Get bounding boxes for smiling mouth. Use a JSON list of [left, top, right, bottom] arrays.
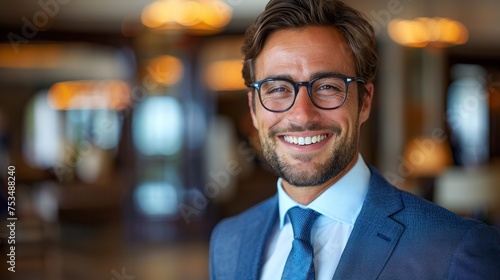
[[283, 134, 328, 146]]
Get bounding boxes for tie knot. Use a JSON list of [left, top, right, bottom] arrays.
[[287, 206, 320, 241]]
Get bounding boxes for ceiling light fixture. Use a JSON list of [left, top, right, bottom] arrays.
[[141, 0, 232, 35], [388, 17, 468, 48]]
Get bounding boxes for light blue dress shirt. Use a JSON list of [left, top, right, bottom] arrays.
[[260, 154, 371, 280]]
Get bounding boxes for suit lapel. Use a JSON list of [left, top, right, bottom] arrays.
[[333, 167, 405, 279], [236, 196, 279, 279]]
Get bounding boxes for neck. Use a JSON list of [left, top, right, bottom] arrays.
[[282, 154, 359, 205]]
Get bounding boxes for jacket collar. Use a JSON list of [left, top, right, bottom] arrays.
[[333, 166, 405, 279], [236, 196, 279, 279]]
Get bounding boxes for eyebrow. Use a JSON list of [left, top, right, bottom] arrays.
[[263, 71, 350, 82]]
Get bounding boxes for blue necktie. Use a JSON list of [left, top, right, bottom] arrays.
[[281, 206, 320, 280]]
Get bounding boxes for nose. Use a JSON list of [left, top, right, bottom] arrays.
[[287, 86, 321, 124]]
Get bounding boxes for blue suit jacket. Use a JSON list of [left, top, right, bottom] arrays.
[[209, 167, 500, 279]]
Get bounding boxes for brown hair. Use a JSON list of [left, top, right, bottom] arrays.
[[242, 0, 378, 105]]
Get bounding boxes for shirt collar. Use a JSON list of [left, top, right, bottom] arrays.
[[277, 154, 371, 228]]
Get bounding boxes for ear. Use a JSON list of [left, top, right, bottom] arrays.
[[359, 82, 374, 124], [248, 90, 258, 129]]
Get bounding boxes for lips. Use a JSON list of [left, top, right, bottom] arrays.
[[283, 134, 328, 146]]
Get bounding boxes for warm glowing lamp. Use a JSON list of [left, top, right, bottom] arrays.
[[403, 137, 453, 177], [203, 59, 245, 91], [402, 136, 453, 200], [388, 17, 468, 48], [0, 44, 62, 69], [141, 0, 232, 35], [47, 80, 131, 110], [146, 55, 184, 86]]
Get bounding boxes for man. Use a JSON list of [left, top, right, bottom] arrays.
[[209, 0, 500, 279]]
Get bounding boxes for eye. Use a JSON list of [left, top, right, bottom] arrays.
[[267, 86, 290, 94], [314, 84, 345, 96], [313, 77, 346, 97], [318, 84, 343, 92], [261, 81, 294, 96]]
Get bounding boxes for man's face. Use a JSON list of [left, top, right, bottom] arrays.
[[248, 26, 373, 189]]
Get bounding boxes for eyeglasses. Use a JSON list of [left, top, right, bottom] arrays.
[[250, 74, 365, 112]]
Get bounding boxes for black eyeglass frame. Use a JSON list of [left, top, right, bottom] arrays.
[[250, 74, 366, 113]]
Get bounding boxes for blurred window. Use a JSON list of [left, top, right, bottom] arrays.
[[23, 90, 123, 183], [447, 64, 489, 166], [23, 90, 63, 168], [132, 96, 184, 156], [134, 173, 182, 217], [66, 109, 122, 150]]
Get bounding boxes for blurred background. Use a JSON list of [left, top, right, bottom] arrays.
[[0, 0, 499, 279]]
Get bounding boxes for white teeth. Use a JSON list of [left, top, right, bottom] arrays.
[[283, 134, 327, 146]]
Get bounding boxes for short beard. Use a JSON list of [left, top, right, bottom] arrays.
[[260, 122, 358, 187]]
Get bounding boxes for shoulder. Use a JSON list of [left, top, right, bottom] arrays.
[[368, 165, 487, 232], [448, 221, 500, 278], [401, 193, 500, 277], [209, 196, 278, 279], [397, 184, 491, 234], [368, 167, 500, 277], [367, 166, 498, 247]]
